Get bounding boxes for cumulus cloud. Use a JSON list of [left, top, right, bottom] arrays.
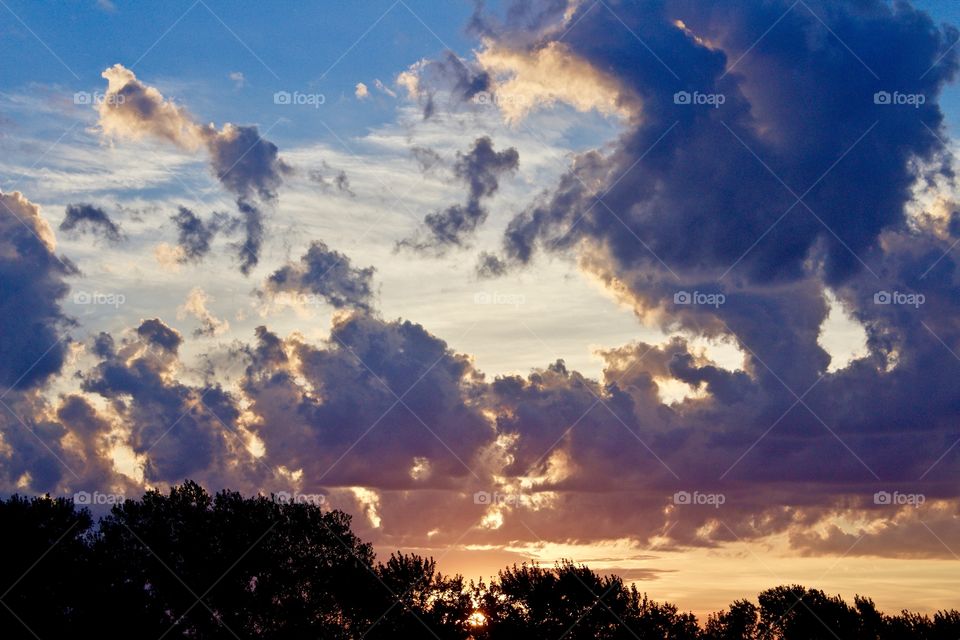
[[79, 318, 256, 484], [355, 82, 369, 99], [60, 203, 123, 243], [98, 64, 204, 149], [475, 40, 633, 123], [240, 315, 495, 490], [0, 191, 75, 392], [401, 136, 519, 250], [7, 1, 960, 566], [97, 64, 291, 274], [261, 241, 376, 312]]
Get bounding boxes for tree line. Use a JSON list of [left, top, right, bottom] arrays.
[[0, 481, 956, 639]]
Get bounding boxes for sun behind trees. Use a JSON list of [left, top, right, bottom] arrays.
[[0, 482, 957, 639]]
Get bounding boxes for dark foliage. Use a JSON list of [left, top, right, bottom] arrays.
[[0, 482, 956, 639]]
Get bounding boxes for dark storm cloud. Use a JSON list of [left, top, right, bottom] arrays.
[[493, 0, 958, 286], [0, 191, 75, 392], [60, 204, 123, 243], [0, 194, 135, 496], [474, 0, 960, 407], [240, 316, 495, 489], [262, 241, 376, 312], [382, 0, 960, 556], [21, 5, 956, 561], [80, 318, 248, 483], [401, 136, 518, 250]]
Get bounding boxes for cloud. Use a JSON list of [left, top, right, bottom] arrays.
[[169, 206, 230, 263], [60, 203, 123, 243], [6, 1, 960, 565], [79, 318, 256, 484], [401, 136, 519, 250], [229, 71, 246, 89], [0, 191, 75, 392], [153, 242, 186, 271], [411, 146, 443, 173], [308, 165, 355, 197], [261, 241, 376, 312], [475, 40, 633, 123], [476, 251, 508, 278], [396, 51, 492, 119], [374, 79, 397, 98], [135, 317, 183, 353], [97, 64, 291, 274], [240, 315, 496, 490], [355, 82, 369, 99], [98, 64, 204, 150], [178, 287, 229, 337]]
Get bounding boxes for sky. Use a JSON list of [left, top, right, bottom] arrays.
[[2, 0, 960, 618]]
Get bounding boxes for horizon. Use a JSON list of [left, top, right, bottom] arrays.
[[2, 0, 960, 625]]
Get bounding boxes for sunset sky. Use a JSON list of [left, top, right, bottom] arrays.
[[2, 0, 960, 617]]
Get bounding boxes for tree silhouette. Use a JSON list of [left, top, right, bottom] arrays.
[[0, 482, 957, 639], [0, 494, 93, 639]]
